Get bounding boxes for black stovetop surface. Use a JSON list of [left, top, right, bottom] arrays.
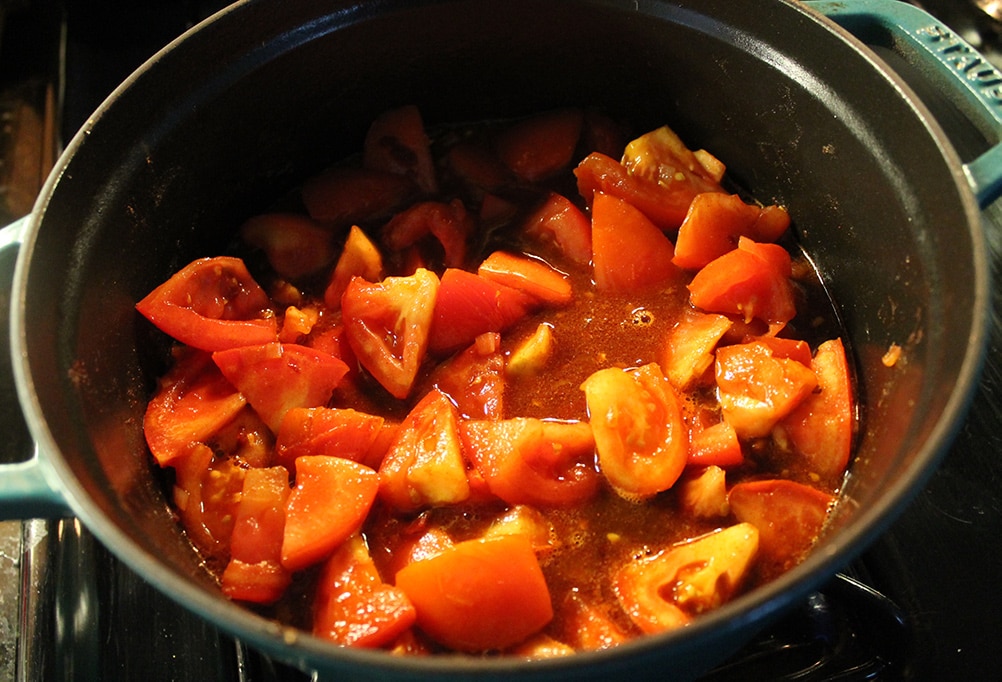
[[2, 1, 1001, 680]]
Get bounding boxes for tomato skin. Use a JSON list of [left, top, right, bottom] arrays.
[[581, 363, 688, 498], [590, 192, 682, 294], [136, 256, 278, 352], [212, 342, 350, 433], [363, 104, 438, 194], [395, 535, 554, 652], [422, 332, 504, 420], [172, 443, 245, 564], [313, 534, 417, 648], [274, 407, 387, 470], [281, 456, 379, 573], [521, 191, 593, 266], [495, 108, 584, 182], [673, 193, 790, 270], [427, 268, 535, 356], [460, 418, 599, 507], [687, 420, 744, 469], [688, 236, 796, 325], [341, 268, 440, 400], [144, 348, 247, 467], [477, 250, 573, 307]]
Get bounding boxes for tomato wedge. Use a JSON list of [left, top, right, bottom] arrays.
[[172, 443, 245, 563], [495, 107, 583, 182], [661, 310, 733, 391], [378, 389, 471, 513], [673, 193, 791, 270], [363, 103, 438, 194], [521, 191, 593, 266], [581, 363, 687, 498], [212, 342, 349, 433], [324, 224, 384, 310], [144, 348, 247, 467], [422, 332, 505, 420], [240, 213, 337, 280], [221, 466, 292, 604], [395, 535, 554, 652], [281, 455, 379, 573], [136, 256, 278, 352], [381, 199, 474, 270], [477, 250, 573, 307], [460, 418, 599, 507], [313, 534, 417, 648], [274, 407, 388, 470], [341, 268, 440, 399]]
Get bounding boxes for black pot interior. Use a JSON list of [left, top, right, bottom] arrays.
[[19, 0, 986, 678]]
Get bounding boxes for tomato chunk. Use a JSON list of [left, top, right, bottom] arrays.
[[495, 108, 583, 182], [521, 192, 593, 266], [422, 332, 504, 419], [662, 310, 733, 391], [281, 456, 379, 572], [302, 166, 417, 228], [673, 193, 790, 270], [324, 224, 384, 310], [240, 213, 337, 280], [363, 103, 438, 194], [274, 407, 387, 470], [477, 250, 573, 307], [395, 535, 554, 652], [313, 534, 417, 648], [381, 199, 473, 270], [581, 363, 687, 498], [136, 256, 278, 352], [172, 444, 245, 563]]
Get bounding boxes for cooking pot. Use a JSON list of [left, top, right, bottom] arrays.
[[1, 0, 998, 679]]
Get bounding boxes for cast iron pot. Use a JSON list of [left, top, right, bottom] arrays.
[[1, 0, 999, 679]]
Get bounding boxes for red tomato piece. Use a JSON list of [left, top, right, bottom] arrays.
[[143, 348, 247, 467], [341, 268, 440, 399], [172, 443, 245, 563], [575, 152, 713, 231], [673, 193, 791, 270], [222, 466, 292, 604], [590, 192, 682, 294], [363, 104, 438, 194], [443, 140, 513, 193], [556, 591, 629, 651], [688, 420, 744, 469], [427, 268, 535, 356], [460, 418, 599, 507], [240, 213, 337, 280], [662, 310, 734, 391], [323, 225, 384, 310], [381, 199, 474, 270], [395, 535, 554, 652], [302, 166, 417, 228], [749, 335, 813, 366], [622, 124, 726, 192], [582, 107, 628, 159], [613, 523, 759, 634], [776, 338, 855, 485], [688, 236, 796, 326], [715, 340, 818, 440], [521, 191, 593, 266], [313, 533, 417, 648], [378, 389, 471, 513], [581, 363, 688, 498], [136, 256, 278, 352], [281, 456, 379, 573], [477, 250, 573, 307], [274, 407, 387, 470], [495, 108, 584, 182], [212, 342, 349, 433], [728, 479, 835, 577], [422, 332, 505, 419]]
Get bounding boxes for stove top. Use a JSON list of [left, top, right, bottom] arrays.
[[2, 1, 1001, 680]]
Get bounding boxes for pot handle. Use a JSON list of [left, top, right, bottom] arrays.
[[0, 216, 72, 520], [806, 0, 1002, 207]]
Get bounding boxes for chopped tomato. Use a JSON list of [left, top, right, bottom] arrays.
[[136, 256, 278, 352], [622, 124, 726, 192], [688, 420, 744, 469], [674, 193, 791, 270], [688, 236, 796, 325], [613, 523, 759, 634], [676, 465, 730, 518], [274, 407, 387, 470], [443, 140, 513, 193], [749, 335, 813, 366], [395, 535, 554, 652], [422, 332, 505, 419], [341, 268, 440, 399], [324, 225, 384, 310], [582, 107, 627, 159], [381, 199, 474, 270], [363, 104, 438, 194], [590, 192, 683, 294], [144, 348, 247, 467], [728, 479, 834, 577], [460, 418, 599, 507], [313, 533, 417, 648], [575, 152, 714, 231], [281, 456, 379, 573], [240, 213, 337, 280], [495, 108, 583, 182], [581, 363, 687, 498], [477, 250, 573, 307], [521, 191, 593, 266], [427, 268, 535, 356], [222, 466, 292, 604], [172, 443, 245, 563], [556, 591, 629, 651], [776, 338, 854, 484], [662, 310, 733, 391], [278, 304, 320, 343], [302, 166, 417, 228], [715, 340, 818, 439], [212, 342, 349, 433], [378, 389, 471, 513]]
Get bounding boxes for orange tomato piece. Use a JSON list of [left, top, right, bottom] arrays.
[[323, 224, 384, 310], [521, 191, 593, 266], [422, 332, 505, 419], [495, 107, 584, 182], [281, 455, 379, 572], [395, 535, 554, 652], [477, 250, 573, 307], [581, 363, 687, 498], [274, 407, 387, 470], [687, 420, 744, 469], [662, 310, 734, 391], [171, 443, 245, 563], [673, 193, 790, 270]]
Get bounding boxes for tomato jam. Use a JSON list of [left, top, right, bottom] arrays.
[[137, 105, 855, 656]]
